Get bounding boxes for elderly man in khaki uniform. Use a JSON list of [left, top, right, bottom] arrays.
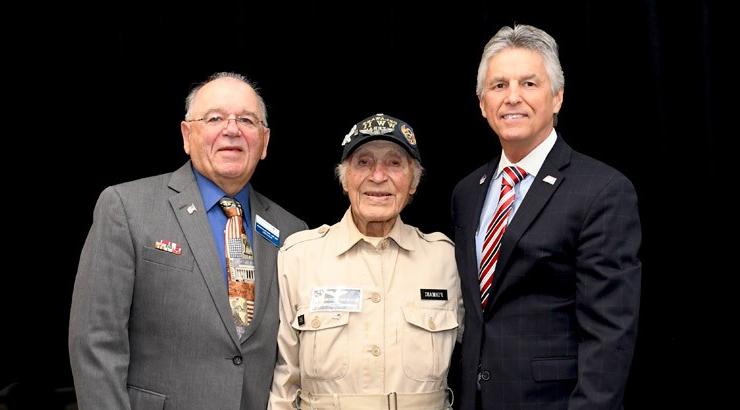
[[269, 114, 463, 409]]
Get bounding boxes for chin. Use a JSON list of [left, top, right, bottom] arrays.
[[216, 164, 247, 176], [357, 207, 393, 220]]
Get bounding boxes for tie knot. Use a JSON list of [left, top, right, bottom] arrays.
[[501, 166, 527, 188], [218, 197, 243, 218]]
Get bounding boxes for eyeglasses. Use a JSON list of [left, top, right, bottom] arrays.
[[186, 112, 265, 131]]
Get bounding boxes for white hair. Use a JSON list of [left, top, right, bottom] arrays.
[[476, 24, 564, 98], [184, 72, 268, 126]]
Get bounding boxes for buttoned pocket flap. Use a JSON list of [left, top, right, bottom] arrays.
[[402, 306, 458, 332], [291, 309, 350, 331]]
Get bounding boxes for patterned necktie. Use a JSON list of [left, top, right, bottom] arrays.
[[479, 166, 527, 309], [218, 197, 255, 338]]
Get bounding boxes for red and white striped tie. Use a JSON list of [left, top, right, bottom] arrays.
[[479, 166, 527, 309]]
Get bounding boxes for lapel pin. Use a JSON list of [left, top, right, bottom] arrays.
[[543, 175, 557, 185], [479, 175, 487, 185], [186, 204, 197, 214]]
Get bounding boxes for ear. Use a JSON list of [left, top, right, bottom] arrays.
[[260, 127, 270, 160], [339, 164, 349, 193], [478, 96, 488, 119], [180, 121, 192, 155], [553, 88, 564, 115], [408, 158, 418, 196]]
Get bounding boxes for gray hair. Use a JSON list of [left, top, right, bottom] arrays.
[[184, 72, 268, 127], [335, 157, 424, 193], [476, 24, 564, 98]]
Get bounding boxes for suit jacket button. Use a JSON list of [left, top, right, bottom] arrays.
[[232, 355, 243, 365], [479, 369, 491, 381]]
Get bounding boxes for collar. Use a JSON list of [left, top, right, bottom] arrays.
[[496, 128, 557, 179], [192, 167, 251, 212], [333, 207, 415, 256]]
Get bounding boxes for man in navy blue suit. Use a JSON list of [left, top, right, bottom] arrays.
[[451, 24, 641, 410]]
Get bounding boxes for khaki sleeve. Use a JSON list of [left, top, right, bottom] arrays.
[[269, 249, 301, 409], [453, 265, 465, 344]]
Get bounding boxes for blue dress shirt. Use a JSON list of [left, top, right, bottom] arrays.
[[193, 169, 253, 284]]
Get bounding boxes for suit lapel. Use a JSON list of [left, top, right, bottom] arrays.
[[239, 187, 278, 342], [168, 163, 242, 346], [473, 158, 500, 231], [487, 138, 572, 310], [462, 158, 500, 321]]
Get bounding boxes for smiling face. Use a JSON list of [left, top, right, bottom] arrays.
[[180, 77, 270, 195], [479, 47, 563, 162], [343, 140, 416, 237]]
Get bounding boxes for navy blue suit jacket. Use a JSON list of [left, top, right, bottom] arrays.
[[451, 136, 641, 410]]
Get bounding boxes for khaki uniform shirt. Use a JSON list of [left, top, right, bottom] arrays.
[[269, 209, 464, 409]]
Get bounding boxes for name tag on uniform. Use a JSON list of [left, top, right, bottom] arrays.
[[310, 287, 363, 312], [420, 289, 448, 300]]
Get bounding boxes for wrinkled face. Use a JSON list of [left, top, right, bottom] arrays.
[[479, 48, 563, 152], [344, 140, 416, 230], [180, 77, 270, 190]]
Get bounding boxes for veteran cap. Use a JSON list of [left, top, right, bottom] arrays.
[[340, 113, 421, 163]]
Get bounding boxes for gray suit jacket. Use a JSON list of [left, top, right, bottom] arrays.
[[69, 162, 307, 410]]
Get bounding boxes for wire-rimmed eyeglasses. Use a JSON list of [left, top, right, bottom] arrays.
[[186, 111, 266, 131]]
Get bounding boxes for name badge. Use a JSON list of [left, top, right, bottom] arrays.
[[310, 287, 363, 312], [420, 289, 448, 300], [255, 214, 280, 247]]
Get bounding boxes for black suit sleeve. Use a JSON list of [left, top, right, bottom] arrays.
[[570, 174, 641, 409]]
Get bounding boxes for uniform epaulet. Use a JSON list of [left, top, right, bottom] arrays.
[[281, 224, 332, 250], [414, 228, 454, 246]]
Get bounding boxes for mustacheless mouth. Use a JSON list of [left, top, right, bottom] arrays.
[[501, 113, 528, 119], [364, 192, 392, 197]]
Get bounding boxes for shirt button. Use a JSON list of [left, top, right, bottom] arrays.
[[232, 355, 243, 366], [318, 225, 328, 234], [371, 293, 381, 303], [370, 346, 381, 356], [379, 240, 388, 250], [311, 317, 321, 328], [428, 318, 436, 330]]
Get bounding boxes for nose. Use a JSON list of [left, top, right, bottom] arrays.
[[369, 164, 389, 182], [505, 85, 521, 104], [222, 118, 241, 134]]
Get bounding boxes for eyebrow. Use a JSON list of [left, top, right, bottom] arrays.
[[203, 109, 260, 118], [489, 73, 540, 84]]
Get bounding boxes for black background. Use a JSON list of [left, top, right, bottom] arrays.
[[2, 0, 719, 408]]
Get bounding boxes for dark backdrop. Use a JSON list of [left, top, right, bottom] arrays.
[[2, 1, 718, 408]]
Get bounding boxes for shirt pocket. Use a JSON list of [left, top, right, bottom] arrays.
[[400, 305, 459, 381], [291, 309, 350, 380]]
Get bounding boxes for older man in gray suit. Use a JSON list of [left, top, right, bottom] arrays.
[[69, 72, 307, 410]]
